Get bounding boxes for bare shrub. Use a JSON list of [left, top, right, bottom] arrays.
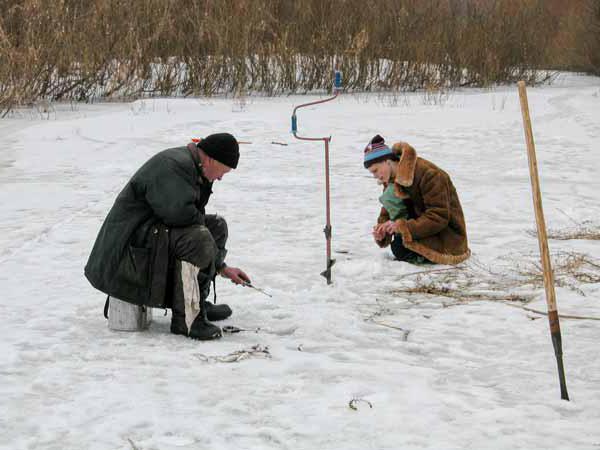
[[389, 251, 600, 306], [0, 0, 588, 113], [528, 224, 600, 241], [528, 210, 600, 241], [518, 252, 600, 290], [548, 0, 600, 74]]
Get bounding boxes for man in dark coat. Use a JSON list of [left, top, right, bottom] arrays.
[[365, 135, 470, 265], [85, 133, 250, 340]]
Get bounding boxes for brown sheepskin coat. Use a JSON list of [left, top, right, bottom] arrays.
[[376, 142, 470, 265]]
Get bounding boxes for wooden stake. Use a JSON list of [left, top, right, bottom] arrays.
[[518, 81, 569, 400]]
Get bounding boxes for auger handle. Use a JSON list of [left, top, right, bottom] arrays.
[[334, 71, 342, 92]]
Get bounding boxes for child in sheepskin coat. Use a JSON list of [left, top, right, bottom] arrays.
[[365, 135, 470, 265]]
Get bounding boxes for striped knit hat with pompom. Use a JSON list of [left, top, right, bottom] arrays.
[[363, 134, 398, 169]]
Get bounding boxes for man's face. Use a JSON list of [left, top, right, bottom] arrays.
[[203, 157, 232, 182], [368, 161, 392, 185]]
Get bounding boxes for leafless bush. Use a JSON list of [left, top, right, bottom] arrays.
[[518, 252, 600, 291], [528, 210, 600, 241], [528, 224, 600, 241], [547, 0, 600, 75], [0, 0, 591, 114], [389, 251, 600, 305]]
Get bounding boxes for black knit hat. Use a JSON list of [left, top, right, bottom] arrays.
[[197, 133, 240, 169]]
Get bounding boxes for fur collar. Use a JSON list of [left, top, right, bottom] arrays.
[[392, 142, 417, 187]]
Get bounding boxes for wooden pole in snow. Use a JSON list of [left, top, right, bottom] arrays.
[[517, 81, 569, 401]]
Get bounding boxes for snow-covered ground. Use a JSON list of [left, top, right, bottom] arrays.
[[1, 74, 599, 450]]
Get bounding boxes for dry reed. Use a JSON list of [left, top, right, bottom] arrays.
[[1, 0, 597, 114]]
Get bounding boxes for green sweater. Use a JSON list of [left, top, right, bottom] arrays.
[[379, 184, 408, 221]]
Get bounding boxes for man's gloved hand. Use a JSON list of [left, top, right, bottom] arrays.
[[221, 266, 251, 285]]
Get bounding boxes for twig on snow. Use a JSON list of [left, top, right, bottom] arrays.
[[502, 302, 600, 321], [349, 398, 373, 411], [127, 438, 141, 450], [367, 319, 411, 341], [194, 344, 271, 363]]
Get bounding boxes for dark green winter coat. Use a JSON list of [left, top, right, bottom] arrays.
[[84, 145, 213, 307]]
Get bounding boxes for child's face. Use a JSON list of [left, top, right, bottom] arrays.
[[368, 161, 392, 185]]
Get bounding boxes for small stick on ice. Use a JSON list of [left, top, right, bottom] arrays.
[[349, 398, 373, 411]]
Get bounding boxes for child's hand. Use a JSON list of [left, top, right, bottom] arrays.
[[380, 220, 400, 235], [372, 223, 387, 241]]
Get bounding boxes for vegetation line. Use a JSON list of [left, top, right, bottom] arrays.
[[1, 0, 598, 114]]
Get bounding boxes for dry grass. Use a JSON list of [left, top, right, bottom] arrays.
[[528, 223, 600, 241], [359, 251, 600, 327], [528, 210, 600, 241], [518, 252, 600, 290], [389, 251, 600, 306], [548, 229, 600, 241], [2, 0, 596, 114], [548, 0, 600, 75]]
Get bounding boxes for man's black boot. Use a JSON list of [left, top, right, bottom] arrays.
[[171, 308, 222, 340], [187, 301, 222, 340], [203, 301, 232, 321]]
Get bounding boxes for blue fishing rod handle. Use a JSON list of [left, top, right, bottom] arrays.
[[334, 71, 342, 90], [291, 114, 297, 133]]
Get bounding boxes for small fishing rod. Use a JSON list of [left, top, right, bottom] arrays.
[[242, 281, 273, 298]]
